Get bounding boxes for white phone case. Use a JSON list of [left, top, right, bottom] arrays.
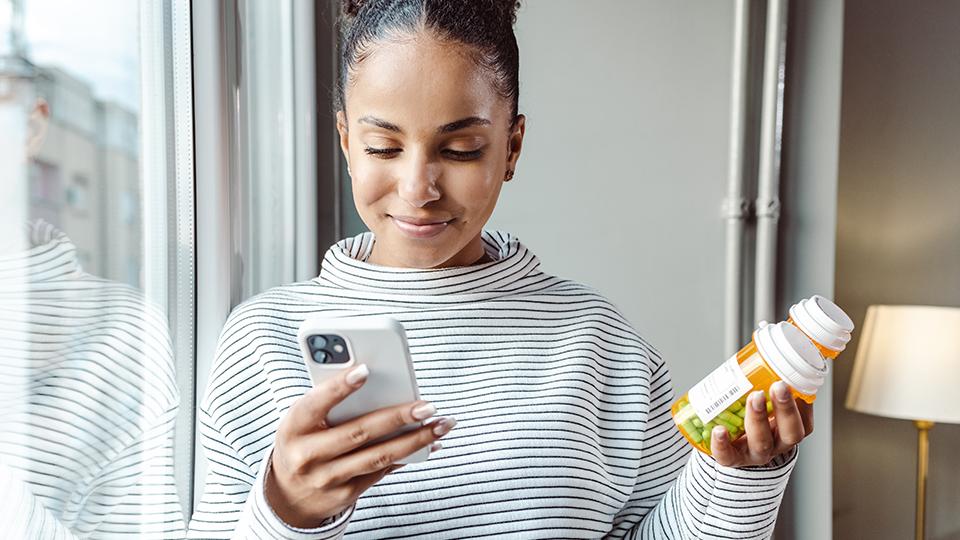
[[297, 315, 429, 464]]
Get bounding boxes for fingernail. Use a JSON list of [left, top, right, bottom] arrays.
[[751, 391, 766, 412], [346, 364, 369, 385], [411, 402, 437, 421], [429, 442, 442, 453], [432, 417, 457, 437], [713, 426, 727, 442], [771, 381, 791, 403]]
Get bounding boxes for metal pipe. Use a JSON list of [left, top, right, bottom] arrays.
[[724, 0, 752, 355], [753, 0, 789, 325]]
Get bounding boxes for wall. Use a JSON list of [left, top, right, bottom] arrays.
[[773, 0, 845, 538], [491, 0, 735, 396], [834, 1, 960, 539]]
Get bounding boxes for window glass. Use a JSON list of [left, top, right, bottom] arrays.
[[0, 0, 189, 535]]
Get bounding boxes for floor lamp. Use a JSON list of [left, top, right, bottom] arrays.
[[845, 305, 960, 540]]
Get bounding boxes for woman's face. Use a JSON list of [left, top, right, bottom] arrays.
[[336, 32, 525, 269]]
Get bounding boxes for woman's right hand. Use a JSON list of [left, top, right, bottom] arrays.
[[264, 364, 455, 528]]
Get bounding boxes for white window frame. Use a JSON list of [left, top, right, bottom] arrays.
[[140, 0, 196, 516]]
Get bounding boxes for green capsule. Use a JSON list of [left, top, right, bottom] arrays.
[[688, 427, 703, 443], [718, 410, 744, 427], [728, 400, 744, 413], [736, 407, 747, 418], [715, 417, 736, 433], [692, 417, 703, 428], [682, 420, 698, 435]]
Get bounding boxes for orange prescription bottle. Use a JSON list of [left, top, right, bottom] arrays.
[[786, 294, 854, 359], [671, 322, 828, 455]]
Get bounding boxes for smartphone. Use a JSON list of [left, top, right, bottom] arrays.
[[297, 315, 429, 464]]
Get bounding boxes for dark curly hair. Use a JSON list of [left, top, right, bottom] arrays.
[[336, 0, 522, 124]]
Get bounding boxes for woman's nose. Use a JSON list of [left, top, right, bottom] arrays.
[[397, 154, 441, 208]]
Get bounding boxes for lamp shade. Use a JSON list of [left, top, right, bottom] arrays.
[[846, 305, 960, 424]]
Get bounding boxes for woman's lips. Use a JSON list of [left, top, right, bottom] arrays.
[[390, 216, 452, 239]]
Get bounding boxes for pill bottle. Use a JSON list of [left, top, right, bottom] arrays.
[[671, 322, 828, 455], [786, 294, 854, 359]]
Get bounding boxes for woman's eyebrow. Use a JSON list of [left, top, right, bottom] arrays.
[[437, 116, 491, 134], [356, 115, 491, 134], [358, 116, 403, 133]]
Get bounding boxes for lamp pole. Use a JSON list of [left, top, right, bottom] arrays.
[[914, 420, 934, 540]]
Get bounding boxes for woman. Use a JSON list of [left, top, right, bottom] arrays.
[[188, 1, 813, 538]]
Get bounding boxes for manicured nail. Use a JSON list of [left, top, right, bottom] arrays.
[[432, 417, 457, 437], [713, 426, 727, 443], [429, 442, 442, 453], [411, 402, 437, 421], [771, 381, 791, 403], [751, 391, 766, 412], [346, 364, 369, 385]]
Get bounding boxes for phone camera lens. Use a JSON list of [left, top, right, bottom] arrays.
[[312, 349, 329, 363], [309, 335, 328, 349]]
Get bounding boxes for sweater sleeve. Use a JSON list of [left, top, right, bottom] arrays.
[[0, 462, 80, 540], [608, 356, 798, 539], [187, 309, 355, 539], [84, 403, 186, 538]]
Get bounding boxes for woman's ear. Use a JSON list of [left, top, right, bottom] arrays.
[[505, 113, 525, 177], [336, 110, 350, 173], [26, 98, 50, 158]]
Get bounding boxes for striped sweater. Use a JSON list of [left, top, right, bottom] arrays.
[[0, 221, 184, 538], [189, 230, 797, 539]]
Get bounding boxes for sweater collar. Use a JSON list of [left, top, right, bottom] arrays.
[[0, 220, 81, 285], [315, 229, 544, 299]]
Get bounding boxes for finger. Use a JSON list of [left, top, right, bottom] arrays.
[[341, 463, 406, 502], [744, 390, 776, 463], [769, 381, 806, 449], [285, 364, 370, 436], [326, 418, 456, 484], [301, 399, 437, 463], [709, 425, 741, 467]]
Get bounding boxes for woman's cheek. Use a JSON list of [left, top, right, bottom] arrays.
[[351, 165, 395, 204]]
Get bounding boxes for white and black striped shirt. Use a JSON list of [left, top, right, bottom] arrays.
[[189, 230, 797, 539], [0, 221, 184, 538]]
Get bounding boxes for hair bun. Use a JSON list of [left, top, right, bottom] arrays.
[[504, 0, 521, 25], [342, 0, 365, 17]]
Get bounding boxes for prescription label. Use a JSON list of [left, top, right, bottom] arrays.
[[687, 355, 752, 423]]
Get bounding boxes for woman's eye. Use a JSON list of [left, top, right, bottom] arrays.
[[443, 149, 484, 161], [364, 147, 400, 159]]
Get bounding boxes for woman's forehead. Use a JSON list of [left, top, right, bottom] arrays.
[[345, 35, 511, 129]]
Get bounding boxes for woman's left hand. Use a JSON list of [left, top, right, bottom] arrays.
[[710, 380, 814, 467]]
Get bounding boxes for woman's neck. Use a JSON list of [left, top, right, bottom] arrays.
[[366, 234, 490, 269]]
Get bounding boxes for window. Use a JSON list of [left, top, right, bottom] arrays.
[[2, 0, 337, 534], [1, 0, 194, 536], [65, 173, 88, 211]]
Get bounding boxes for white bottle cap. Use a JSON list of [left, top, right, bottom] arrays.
[[754, 322, 828, 395], [788, 295, 855, 352]]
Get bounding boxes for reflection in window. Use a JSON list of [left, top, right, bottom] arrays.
[[0, 0, 187, 536]]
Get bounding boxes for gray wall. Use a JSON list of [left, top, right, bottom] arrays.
[[773, 1, 845, 538], [834, 1, 960, 539], [493, 2, 839, 537], [492, 0, 734, 397]]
